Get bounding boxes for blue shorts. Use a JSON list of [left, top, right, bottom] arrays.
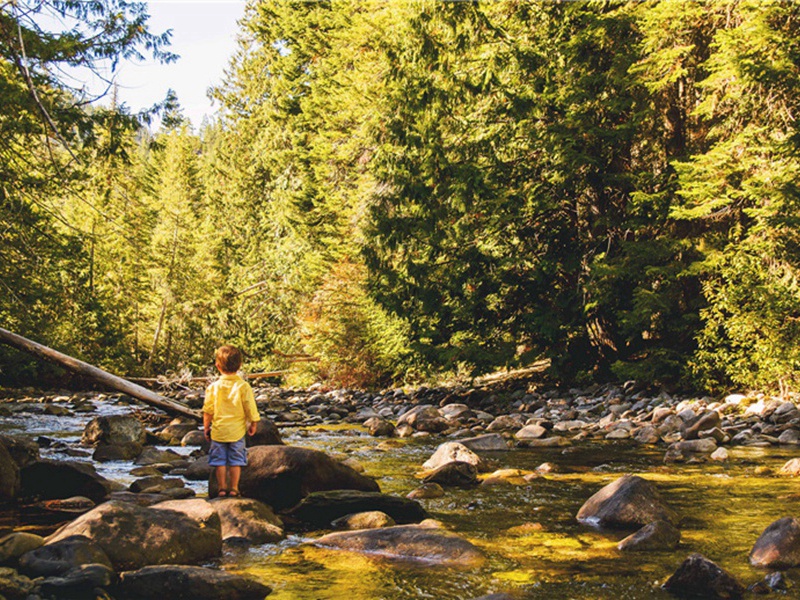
[[208, 437, 247, 467]]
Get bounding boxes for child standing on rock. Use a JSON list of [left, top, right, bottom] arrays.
[[203, 345, 260, 498]]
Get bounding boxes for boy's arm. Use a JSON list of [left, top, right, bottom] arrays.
[[203, 412, 212, 440], [242, 383, 260, 436]]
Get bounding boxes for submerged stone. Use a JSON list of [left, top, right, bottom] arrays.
[[313, 523, 486, 566]]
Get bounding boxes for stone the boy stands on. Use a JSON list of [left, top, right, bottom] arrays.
[[202, 345, 261, 497]]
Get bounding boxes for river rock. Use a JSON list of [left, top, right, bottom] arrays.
[[108, 491, 172, 506], [93, 441, 143, 462], [749, 517, 800, 569], [517, 436, 571, 448], [286, 490, 427, 528], [37, 563, 116, 597], [313, 522, 486, 566], [0, 434, 40, 468], [514, 424, 547, 440], [115, 565, 272, 600], [184, 455, 213, 481], [181, 430, 208, 447], [662, 553, 744, 599], [129, 476, 185, 494], [710, 447, 729, 462], [18, 535, 112, 577], [634, 426, 660, 444], [440, 403, 473, 421], [331, 511, 396, 530], [210, 498, 285, 544], [779, 458, 800, 476], [0, 566, 34, 598], [156, 420, 198, 444], [20, 460, 116, 503], [459, 433, 509, 452], [407, 483, 445, 500], [682, 411, 721, 441], [422, 461, 479, 488], [399, 405, 450, 433], [577, 474, 678, 528], [364, 417, 396, 437], [209, 445, 379, 510], [617, 520, 681, 551], [778, 429, 800, 445], [670, 439, 717, 453], [45, 500, 222, 570], [423, 442, 484, 471], [151, 498, 219, 530], [82, 415, 146, 446], [0, 533, 44, 564], [246, 418, 283, 446], [0, 442, 20, 503], [135, 447, 184, 466], [487, 415, 525, 432]]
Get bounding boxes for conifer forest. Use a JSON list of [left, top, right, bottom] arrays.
[[2, 0, 800, 394]]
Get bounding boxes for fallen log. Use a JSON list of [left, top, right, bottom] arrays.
[[0, 326, 201, 421]]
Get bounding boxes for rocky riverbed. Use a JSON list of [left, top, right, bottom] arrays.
[[2, 378, 800, 599]]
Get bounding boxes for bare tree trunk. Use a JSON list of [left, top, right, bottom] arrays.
[[0, 326, 201, 421]]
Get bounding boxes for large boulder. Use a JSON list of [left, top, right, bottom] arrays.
[[662, 553, 744, 599], [45, 500, 222, 570], [422, 442, 484, 472], [285, 490, 427, 528], [210, 498, 285, 544], [0, 442, 20, 503], [208, 445, 379, 511], [115, 565, 272, 600], [20, 460, 116, 503], [82, 415, 146, 446], [576, 474, 678, 529], [246, 418, 283, 446], [313, 522, 485, 566], [749, 517, 800, 569], [18, 535, 111, 577]]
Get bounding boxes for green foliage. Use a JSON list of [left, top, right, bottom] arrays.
[[5, 0, 800, 393]]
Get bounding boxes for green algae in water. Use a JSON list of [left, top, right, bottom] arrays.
[[225, 432, 800, 599]]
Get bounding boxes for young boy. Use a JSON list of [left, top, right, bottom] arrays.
[[202, 345, 260, 497]]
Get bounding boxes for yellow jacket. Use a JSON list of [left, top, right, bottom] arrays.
[[202, 374, 261, 442]]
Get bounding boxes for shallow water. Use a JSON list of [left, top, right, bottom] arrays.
[[4, 402, 800, 598], [223, 427, 800, 599]]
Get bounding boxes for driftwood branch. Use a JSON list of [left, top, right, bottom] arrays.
[[0, 326, 201, 421]]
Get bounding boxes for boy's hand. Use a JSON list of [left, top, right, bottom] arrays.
[[247, 422, 258, 437], [204, 428, 211, 441]]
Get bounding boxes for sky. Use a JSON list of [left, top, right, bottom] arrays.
[[111, 1, 247, 127]]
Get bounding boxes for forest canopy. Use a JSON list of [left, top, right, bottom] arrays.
[[2, 0, 799, 394]]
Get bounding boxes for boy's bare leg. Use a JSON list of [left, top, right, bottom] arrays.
[[215, 466, 228, 495], [229, 466, 242, 494]]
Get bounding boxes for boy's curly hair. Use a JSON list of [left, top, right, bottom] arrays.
[[215, 345, 242, 373]]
